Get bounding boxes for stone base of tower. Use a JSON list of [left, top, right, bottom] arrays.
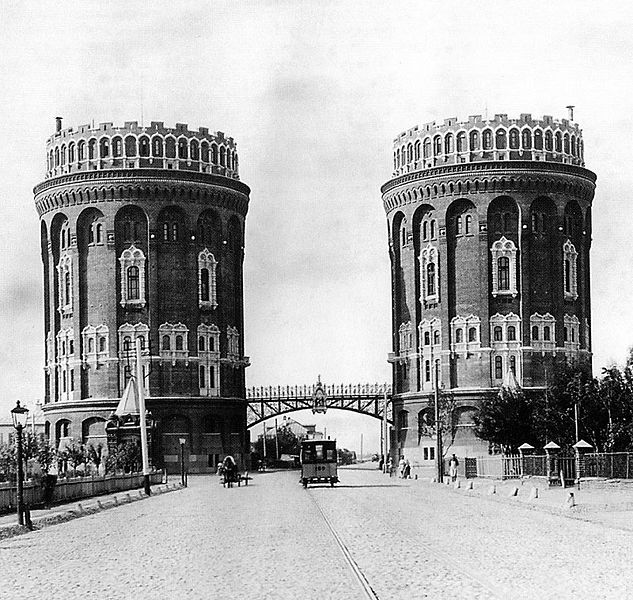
[[42, 397, 250, 475]]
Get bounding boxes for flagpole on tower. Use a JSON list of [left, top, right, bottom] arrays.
[[136, 339, 151, 495]]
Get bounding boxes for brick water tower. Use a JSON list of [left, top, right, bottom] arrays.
[[34, 118, 251, 472], [381, 113, 596, 463]]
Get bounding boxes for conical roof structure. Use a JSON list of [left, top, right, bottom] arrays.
[[114, 377, 140, 416]]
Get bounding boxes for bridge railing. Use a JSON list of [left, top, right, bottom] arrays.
[[246, 383, 392, 400]]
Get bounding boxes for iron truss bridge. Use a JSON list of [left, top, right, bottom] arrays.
[[246, 378, 393, 427]]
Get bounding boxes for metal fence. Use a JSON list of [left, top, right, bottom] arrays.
[[584, 452, 633, 479], [0, 471, 164, 514]]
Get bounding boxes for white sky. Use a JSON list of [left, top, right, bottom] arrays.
[[0, 0, 632, 454]]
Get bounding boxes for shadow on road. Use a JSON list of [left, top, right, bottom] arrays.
[[309, 484, 406, 489]]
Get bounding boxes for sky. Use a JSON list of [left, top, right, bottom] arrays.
[[0, 0, 632, 454]]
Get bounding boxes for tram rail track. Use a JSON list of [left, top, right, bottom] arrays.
[[309, 481, 512, 600], [308, 491, 380, 600]]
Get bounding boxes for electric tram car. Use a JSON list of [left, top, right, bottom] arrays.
[[300, 439, 339, 488]]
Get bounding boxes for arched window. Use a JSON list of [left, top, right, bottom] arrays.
[[424, 331, 430, 345], [465, 215, 472, 234], [113, 137, 123, 157], [456, 216, 462, 235], [162, 335, 171, 350], [201, 141, 209, 162], [199, 365, 206, 388], [564, 133, 570, 154], [99, 138, 110, 158], [99, 336, 106, 352], [532, 325, 539, 341], [78, 140, 86, 161], [414, 140, 421, 160], [455, 328, 463, 343], [433, 136, 441, 156], [190, 140, 200, 160], [423, 221, 428, 240], [199, 336, 205, 351], [495, 129, 507, 149], [563, 326, 568, 342], [220, 146, 226, 166], [433, 330, 440, 345], [425, 360, 431, 382], [200, 268, 210, 302], [68, 143, 75, 163], [495, 356, 503, 379], [163, 222, 169, 241], [468, 327, 477, 342], [469, 130, 480, 151], [125, 136, 136, 157], [507, 325, 516, 341], [456, 132, 466, 152], [522, 129, 532, 149], [88, 139, 96, 159], [545, 130, 553, 151], [430, 219, 436, 238], [172, 223, 179, 241], [123, 336, 132, 352], [493, 326, 503, 341], [565, 259, 571, 293], [139, 136, 150, 157], [544, 326, 551, 341], [534, 129, 543, 150], [152, 137, 163, 157], [406, 144, 413, 163], [401, 226, 406, 246], [423, 138, 431, 159], [444, 133, 453, 154], [509, 129, 520, 149], [498, 256, 510, 290], [176, 335, 184, 351], [96, 223, 102, 244], [127, 266, 140, 300], [211, 143, 218, 163], [178, 139, 188, 159], [555, 131, 562, 152], [64, 272, 71, 305], [426, 263, 435, 296], [482, 129, 493, 150], [510, 355, 516, 374], [88, 338, 94, 353], [165, 137, 176, 158]]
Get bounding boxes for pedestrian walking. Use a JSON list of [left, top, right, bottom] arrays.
[[403, 458, 411, 479], [398, 456, 406, 478], [386, 456, 393, 476], [449, 454, 459, 482]]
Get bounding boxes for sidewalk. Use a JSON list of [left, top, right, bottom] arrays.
[[407, 473, 633, 531], [0, 480, 184, 540]]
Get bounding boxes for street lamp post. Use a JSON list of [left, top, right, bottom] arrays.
[[434, 360, 443, 483], [11, 401, 29, 526], [179, 437, 187, 487]]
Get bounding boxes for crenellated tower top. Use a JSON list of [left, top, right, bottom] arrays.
[[392, 113, 585, 177], [45, 118, 240, 180]]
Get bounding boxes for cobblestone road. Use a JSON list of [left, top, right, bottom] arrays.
[[1, 469, 632, 599]]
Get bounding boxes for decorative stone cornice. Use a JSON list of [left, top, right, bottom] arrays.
[[381, 161, 596, 215], [33, 169, 250, 217]]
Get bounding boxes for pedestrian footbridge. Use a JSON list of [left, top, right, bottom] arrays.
[[246, 377, 392, 427]]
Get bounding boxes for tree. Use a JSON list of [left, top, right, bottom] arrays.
[[86, 443, 105, 474], [36, 439, 57, 475], [60, 440, 86, 476], [475, 386, 535, 454], [419, 388, 459, 457], [252, 424, 303, 460], [0, 443, 15, 481]]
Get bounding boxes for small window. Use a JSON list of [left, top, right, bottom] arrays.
[[544, 326, 551, 341], [498, 257, 510, 291], [495, 356, 503, 379], [172, 223, 179, 241], [199, 365, 206, 388], [88, 338, 94, 353], [507, 326, 516, 341], [455, 328, 463, 343], [200, 268, 210, 302], [424, 331, 430, 345], [510, 355, 517, 374], [127, 266, 140, 300], [210, 366, 215, 388], [465, 215, 472, 234], [175, 335, 184, 351], [468, 327, 477, 342], [209, 337, 215, 351], [162, 335, 171, 351], [423, 221, 428, 240], [430, 220, 436, 238], [563, 327, 568, 342], [433, 331, 440, 345], [426, 263, 436, 296], [163, 223, 169, 241], [99, 337, 106, 352], [123, 336, 132, 352], [199, 336, 205, 351], [493, 326, 503, 342], [532, 325, 539, 341], [456, 216, 462, 235]]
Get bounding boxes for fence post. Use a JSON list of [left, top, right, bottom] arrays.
[[544, 441, 561, 487], [518, 443, 535, 478], [572, 440, 592, 489]]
